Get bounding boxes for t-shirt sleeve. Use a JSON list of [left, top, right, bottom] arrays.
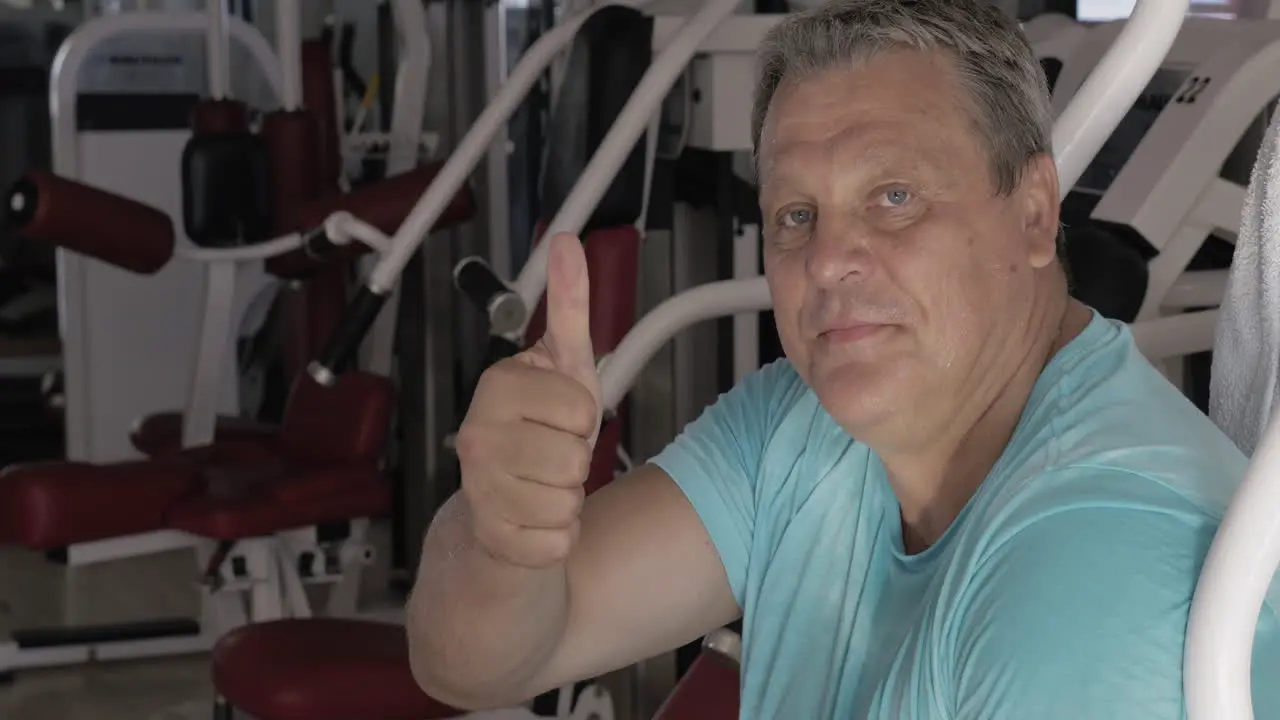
[[647, 359, 802, 605], [952, 492, 1219, 719]]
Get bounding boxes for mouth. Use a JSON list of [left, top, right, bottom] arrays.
[[818, 323, 891, 345]]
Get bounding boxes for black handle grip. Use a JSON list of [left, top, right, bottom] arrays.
[[303, 225, 339, 260], [309, 285, 388, 385], [5, 177, 37, 227], [453, 256, 511, 314], [483, 334, 522, 368]]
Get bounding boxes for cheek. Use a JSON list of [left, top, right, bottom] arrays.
[[764, 262, 808, 356], [893, 232, 1001, 364]]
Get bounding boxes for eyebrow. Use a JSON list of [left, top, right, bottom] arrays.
[[761, 145, 942, 193]]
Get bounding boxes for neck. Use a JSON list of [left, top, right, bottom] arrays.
[[888, 288, 1089, 554]]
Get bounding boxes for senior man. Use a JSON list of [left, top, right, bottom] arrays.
[[407, 0, 1280, 717]]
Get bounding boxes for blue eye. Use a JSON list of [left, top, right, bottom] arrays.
[[884, 189, 910, 207], [781, 207, 814, 228]]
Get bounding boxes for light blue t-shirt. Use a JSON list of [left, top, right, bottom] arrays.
[[651, 312, 1280, 719]]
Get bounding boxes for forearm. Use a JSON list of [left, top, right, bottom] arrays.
[[406, 493, 570, 709]]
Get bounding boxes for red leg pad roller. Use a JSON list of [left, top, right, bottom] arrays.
[[5, 171, 174, 274]]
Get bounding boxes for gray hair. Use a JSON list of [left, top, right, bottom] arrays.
[[752, 0, 1053, 196]]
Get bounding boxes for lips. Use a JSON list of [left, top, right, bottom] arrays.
[[819, 323, 889, 344]]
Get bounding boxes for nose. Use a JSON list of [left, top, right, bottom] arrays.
[[806, 217, 874, 287]]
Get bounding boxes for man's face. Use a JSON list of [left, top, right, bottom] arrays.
[[758, 49, 1059, 444]]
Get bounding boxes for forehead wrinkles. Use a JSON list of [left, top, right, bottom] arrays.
[[761, 96, 981, 197], [762, 122, 948, 202], [757, 50, 980, 175]]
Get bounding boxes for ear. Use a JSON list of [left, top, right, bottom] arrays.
[[1019, 153, 1060, 269]]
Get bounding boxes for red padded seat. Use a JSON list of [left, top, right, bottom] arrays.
[[0, 458, 200, 549], [167, 465, 389, 539], [130, 412, 279, 461], [213, 619, 462, 720], [653, 652, 740, 720], [167, 371, 395, 539], [0, 371, 395, 551]]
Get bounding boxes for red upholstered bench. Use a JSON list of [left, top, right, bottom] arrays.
[[0, 371, 394, 552], [213, 619, 462, 720], [130, 412, 279, 462], [0, 457, 201, 549], [164, 371, 395, 539]]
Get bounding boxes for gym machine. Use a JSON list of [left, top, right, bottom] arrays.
[[0, 0, 474, 679], [203, 1, 1192, 720], [1039, 17, 1280, 402]]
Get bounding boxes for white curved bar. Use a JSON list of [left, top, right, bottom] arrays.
[[599, 276, 772, 411], [386, 0, 431, 175], [1186, 413, 1280, 720], [175, 234, 304, 263], [1130, 309, 1218, 362], [173, 215, 392, 265], [275, 0, 303, 110], [51, 12, 284, 142], [325, 212, 392, 254], [183, 260, 238, 448], [1163, 270, 1228, 310], [207, 0, 231, 100], [363, 4, 618, 294], [511, 0, 743, 319], [1052, 0, 1190, 194]]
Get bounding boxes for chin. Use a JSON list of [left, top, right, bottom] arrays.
[[807, 358, 905, 433]]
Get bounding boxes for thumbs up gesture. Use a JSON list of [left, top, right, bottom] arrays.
[[455, 234, 603, 569]]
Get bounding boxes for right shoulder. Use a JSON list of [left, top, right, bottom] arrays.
[[687, 358, 815, 459], [736, 358, 811, 426], [645, 358, 819, 602]]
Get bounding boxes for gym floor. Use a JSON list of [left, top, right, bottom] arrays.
[[0, 656, 212, 720], [0, 520, 405, 720]]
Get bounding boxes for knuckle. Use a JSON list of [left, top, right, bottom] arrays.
[[568, 438, 594, 483], [568, 383, 598, 431], [563, 485, 586, 519], [544, 486, 584, 526], [453, 423, 488, 462], [458, 470, 493, 515], [541, 528, 574, 562], [469, 512, 507, 554], [476, 360, 519, 399]]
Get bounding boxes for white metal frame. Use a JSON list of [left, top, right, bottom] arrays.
[[52, 11, 281, 464], [1023, 12, 1089, 60], [1045, 19, 1280, 363], [358, 0, 434, 378]]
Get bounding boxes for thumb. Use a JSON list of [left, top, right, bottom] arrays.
[[540, 233, 601, 398]]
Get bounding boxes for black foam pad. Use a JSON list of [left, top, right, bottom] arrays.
[[540, 6, 653, 231], [1040, 58, 1064, 95], [1063, 222, 1150, 323], [181, 131, 274, 247]]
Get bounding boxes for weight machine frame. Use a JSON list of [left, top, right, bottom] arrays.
[[2, 0, 431, 678]]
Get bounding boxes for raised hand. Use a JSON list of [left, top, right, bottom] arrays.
[[455, 233, 603, 568]]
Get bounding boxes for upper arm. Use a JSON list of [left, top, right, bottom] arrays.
[[952, 500, 1214, 720], [536, 360, 800, 689]]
